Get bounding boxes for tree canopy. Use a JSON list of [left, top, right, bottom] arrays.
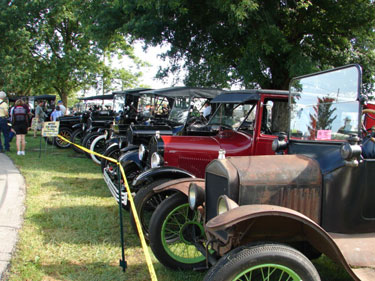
[[92, 0, 375, 91], [0, 0, 143, 104]]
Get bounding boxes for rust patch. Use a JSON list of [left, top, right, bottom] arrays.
[[226, 155, 322, 223]]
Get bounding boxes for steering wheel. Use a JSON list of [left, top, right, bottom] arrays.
[[187, 115, 207, 126]]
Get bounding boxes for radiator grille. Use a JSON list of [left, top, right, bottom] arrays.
[[205, 173, 228, 222]]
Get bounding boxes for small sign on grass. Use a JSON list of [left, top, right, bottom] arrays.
[[42, 121, 60, 137]]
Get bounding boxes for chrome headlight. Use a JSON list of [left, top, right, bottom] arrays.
[[188, 183, 205, 210], [217, 195, 239, 215], [138, 144, 146, 161], [151, 152, 162, 168]]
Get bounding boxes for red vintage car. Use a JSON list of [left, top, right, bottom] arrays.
[[129, 89, 289, 237]]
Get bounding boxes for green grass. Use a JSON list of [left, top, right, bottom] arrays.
[[6, 134, 204, 281], [5, 134, 353, 281]]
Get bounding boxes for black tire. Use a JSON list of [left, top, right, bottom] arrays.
[[130, 178, 174, 240], [101, 145, 121, 172], [82, 131, 102, 158], [90, 134, 107, 165], [70, 129, 84, 153], [203, 243, 321, 281], [55, 127, 72, 149], [149, 192, 207, 270]]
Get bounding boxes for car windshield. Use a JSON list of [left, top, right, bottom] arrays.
[[138, 95, 170, 118], [168, 97, 191, 124], [209, 103, 257, 130], [113, 94, 126, 114], [289, 66, 360, 141]]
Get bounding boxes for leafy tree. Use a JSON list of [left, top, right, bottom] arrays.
[[0, 0, 142, 104], [91, 0, 375, 91], [308, 96, 337, 138]]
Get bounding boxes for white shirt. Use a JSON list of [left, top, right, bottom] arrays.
[[203, 105, 211, 118], [58, 104, 66, 115]]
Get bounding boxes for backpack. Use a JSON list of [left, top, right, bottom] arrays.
[[13, 106, 27, 123]]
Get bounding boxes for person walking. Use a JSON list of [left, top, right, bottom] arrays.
[[12, 99, 29, 155], [0, 91, 10, 152], [33, 100, 46, 138]]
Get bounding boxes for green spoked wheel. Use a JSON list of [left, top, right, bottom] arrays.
[[149, 192, 208, 270], [233, 264, 301, 280], [203, 243, 321, 281]]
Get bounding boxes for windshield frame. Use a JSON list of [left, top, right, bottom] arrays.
[[288, 64, 362, 142], [208, 102, 258, 131]]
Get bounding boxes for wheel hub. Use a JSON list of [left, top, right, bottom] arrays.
[[180, 222, 203, 244]]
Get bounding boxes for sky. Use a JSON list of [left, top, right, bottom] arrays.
[[82, 41, 184, 97], [132, 42, 184, 89]]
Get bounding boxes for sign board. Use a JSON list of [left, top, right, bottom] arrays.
[[42, 121, 60, 137]]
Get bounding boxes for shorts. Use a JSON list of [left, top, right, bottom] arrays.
[[37, 121, 43, 130], [13, 124, 28, 135]]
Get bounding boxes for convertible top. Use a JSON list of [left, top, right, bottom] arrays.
[[211, 89, 288, 103], [143, 87, 224, 99], [78, 94, 114, 101], [112, 88, 152, 96], [32, 95, 56, 101]]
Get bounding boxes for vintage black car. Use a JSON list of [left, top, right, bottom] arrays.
[[86, 88, 170, 164], [103, 87, 223, 203], [147, 65, 375, 281]]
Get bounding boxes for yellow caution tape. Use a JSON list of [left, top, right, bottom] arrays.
[[57, 134, 158, 281]]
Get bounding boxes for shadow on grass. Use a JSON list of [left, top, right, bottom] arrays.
[[29, 204, 140, 248], [45, 176, 113, 199], [22, 260, 205, 281]]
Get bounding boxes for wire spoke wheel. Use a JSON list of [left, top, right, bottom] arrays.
[[233, 264, 301, 281], [149, 193, 209, 270], [161, 202, 205, 263], [203, 243, 321, 281], [55, 127, 72, 148]]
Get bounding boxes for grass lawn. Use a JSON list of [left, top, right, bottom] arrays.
[[6, 134, 353, 281]]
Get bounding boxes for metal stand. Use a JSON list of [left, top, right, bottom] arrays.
[[39, 135, 42, 158], [118, 165, 127, 271]]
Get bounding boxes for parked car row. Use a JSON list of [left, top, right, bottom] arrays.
[[59, 64, 375, 281]]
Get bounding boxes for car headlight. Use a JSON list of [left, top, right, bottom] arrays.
[[188, 183, 205, 210], [151, 152, 162, 168], [139, 144, 146, 161], [217, 195, 239, 215]]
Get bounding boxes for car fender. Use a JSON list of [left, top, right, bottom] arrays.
[[119, 148, 142, 170], [72, 123, 82, 129], [153, 178, 205, 195], [133, 167, 195, 187], [119, 144, 138, 154], [205, 204, 361, 281]]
